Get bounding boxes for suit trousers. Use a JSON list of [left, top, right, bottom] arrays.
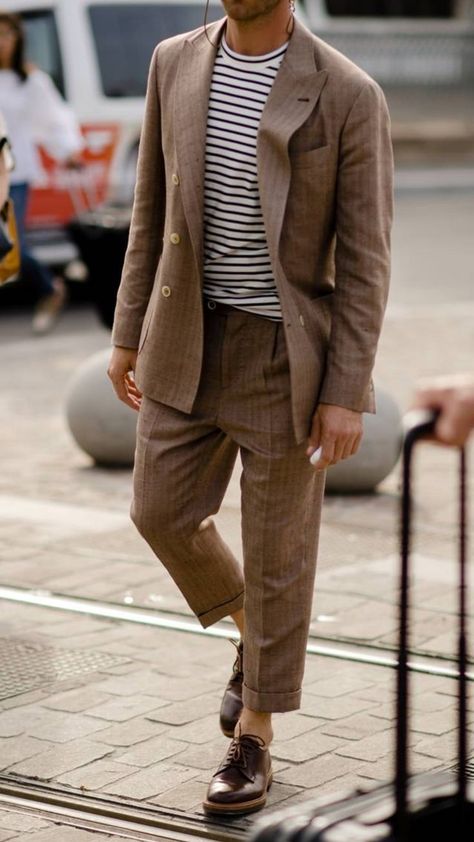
[[131, 302, 326, 712]]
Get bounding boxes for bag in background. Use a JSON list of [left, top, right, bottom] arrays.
[[0, 198, 20, 285]]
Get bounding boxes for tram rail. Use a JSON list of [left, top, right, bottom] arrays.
[[0, 776, 248, 841], [0, 583, 470, 839], [0, 584, 471, 682]]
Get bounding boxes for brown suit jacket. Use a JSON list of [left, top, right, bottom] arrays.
[[111, 17, 393, 444]]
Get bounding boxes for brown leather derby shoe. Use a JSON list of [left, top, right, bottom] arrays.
[[220, 639, 243, 738], [203, 732, 272, 816]]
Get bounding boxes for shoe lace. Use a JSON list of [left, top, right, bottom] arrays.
[[218, 732, 266, 781]]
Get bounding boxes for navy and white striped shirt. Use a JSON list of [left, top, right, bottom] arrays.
[[203, 36, 288, 321]]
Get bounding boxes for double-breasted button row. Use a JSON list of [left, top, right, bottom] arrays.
[[170, 232, 181, 245]]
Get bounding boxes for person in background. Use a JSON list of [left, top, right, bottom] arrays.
[[0, 11, 83, 334], [413, 374, 474, 447]]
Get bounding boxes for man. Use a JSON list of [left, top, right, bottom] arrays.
[[109, 0, 393, 816]]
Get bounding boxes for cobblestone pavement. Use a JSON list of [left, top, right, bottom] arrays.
[[0, 811, 133, 842], [0, 189, 473, 839]]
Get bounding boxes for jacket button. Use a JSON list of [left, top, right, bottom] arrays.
[[299, 314, 305, 327], [161, 285, 171, 298], [171, 173, 180, 186], [170, 232, 181, 245]]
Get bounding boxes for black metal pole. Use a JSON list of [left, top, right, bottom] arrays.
[[457, 448, 468, 825], [395, 430, 412, 836], [395, 411, 439, 839]]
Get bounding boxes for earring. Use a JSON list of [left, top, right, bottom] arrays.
[[287, 0, 296, 35]]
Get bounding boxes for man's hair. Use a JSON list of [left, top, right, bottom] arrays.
[[0, 12, 28, 82]]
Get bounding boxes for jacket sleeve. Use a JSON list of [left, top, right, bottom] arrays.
[[318, 79, 393, 412], [111, 46, 165, 349]]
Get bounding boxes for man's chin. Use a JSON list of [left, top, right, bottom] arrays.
[[221, 1, 254, 21], [221, 0, 282, 22]]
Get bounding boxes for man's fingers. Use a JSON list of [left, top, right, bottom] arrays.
[[413, 380, 474, 447], [119, 386, 141, 412], [126, 375, 142, 398], [412, 387, 445, 412], [306, 414, 322, 456], [332, 436, 347, 464], [125, 398, 141, 412], [312, 439, 335, 470], [109, 371, 141, 412], [107, 348, 141, 411], [309, 433, 350, 469], [412, 406, 470, 448], [125, 375, 143, 409], [308, 405, 364, 468], [350, 432, 363, 458], [436, 412, 471, 448], [341, 436, 356, 461], [330, 430, 363, 465], [312, 434, 363, 469], [109, 375, 127, 401]]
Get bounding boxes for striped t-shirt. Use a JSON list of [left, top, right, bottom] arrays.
[[202, 36, 288, 321]]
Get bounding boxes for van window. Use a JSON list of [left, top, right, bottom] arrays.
[[325, 1, 454, 15], [89, 3, 222, 97], [21, 10, 64, 95]]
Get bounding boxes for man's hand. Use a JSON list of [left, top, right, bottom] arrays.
[[412, 374, 474, 447], [108, 346, 142, 412], [307, 404, 363, 470]]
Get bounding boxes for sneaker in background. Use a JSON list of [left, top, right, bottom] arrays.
[[32, 277, 68, 335]]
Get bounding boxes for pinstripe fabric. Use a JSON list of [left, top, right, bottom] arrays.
[[111, 16, 393, 714], [131, 305, 326, 712], [111, 16, 393, 442]]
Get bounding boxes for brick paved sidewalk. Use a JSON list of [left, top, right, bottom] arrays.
[[0, 597, 469, 841], [0, 189, 473, 839], [0, 813, 130, 842]]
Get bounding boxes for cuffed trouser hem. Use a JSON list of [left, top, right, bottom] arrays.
[[197, 589, 245, 629], [242, 684, 302, 713]]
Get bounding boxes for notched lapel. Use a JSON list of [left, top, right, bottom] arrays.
[[257, 21, 329, 258], [174, 21, 225, 276]]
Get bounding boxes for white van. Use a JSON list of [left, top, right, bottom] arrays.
[[3, 0, 309, 262]]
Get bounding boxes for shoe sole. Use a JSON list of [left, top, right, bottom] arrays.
[[202, 773, 273, 817]]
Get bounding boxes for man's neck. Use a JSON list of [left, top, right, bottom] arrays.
[[225, 7, 293, 56]]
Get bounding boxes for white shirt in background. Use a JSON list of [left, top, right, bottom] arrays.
[[0, 67, 83, 185]]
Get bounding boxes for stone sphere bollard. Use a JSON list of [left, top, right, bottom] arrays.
[[325, 388, 402, 494], [65, 348, 137, 466]]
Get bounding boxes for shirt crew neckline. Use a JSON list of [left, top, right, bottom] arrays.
[[221, 34, 289, 66]]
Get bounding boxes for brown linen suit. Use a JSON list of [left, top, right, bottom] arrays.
[[111, 17, 393, 712]]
